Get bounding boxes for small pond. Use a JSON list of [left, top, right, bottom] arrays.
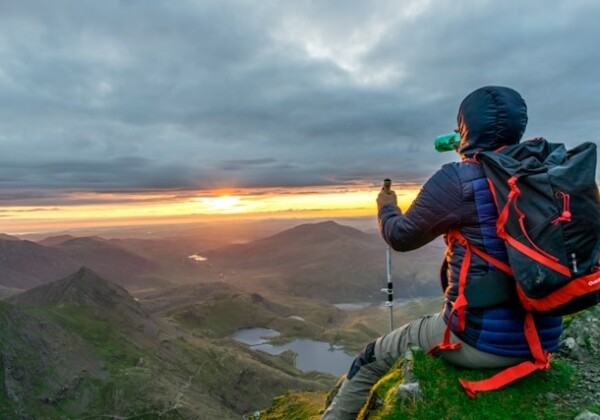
[[232, 327, 355, 376]]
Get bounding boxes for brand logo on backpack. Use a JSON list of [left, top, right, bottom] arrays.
[[589, 277, 600, 287], [534, 266, 546, 285]]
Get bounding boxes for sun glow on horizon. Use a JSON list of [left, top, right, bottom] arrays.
[[194, 195, 243, 214], [188, 187, 419, 216], [0, 185, 421, 234]]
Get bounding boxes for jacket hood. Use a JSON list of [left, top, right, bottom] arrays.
[[457, 86, 528, 156]]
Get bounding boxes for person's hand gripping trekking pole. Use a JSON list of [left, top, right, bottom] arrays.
[[377, 178, 397, 211]]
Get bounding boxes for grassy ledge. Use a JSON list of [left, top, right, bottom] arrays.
[[364, 350, 580, 420], [261, 349, 600, 420]]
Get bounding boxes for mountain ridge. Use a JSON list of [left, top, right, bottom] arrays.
[[0, 236, 166, 291], [37, 234, 77, 246], [205, 220, 443, 302]]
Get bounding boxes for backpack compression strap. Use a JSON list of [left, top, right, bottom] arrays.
[[488, 176, 600, 312], [515, 269, 600, 312], [489, 176, 571, 277]]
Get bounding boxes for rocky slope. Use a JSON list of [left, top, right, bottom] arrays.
[[556, 304, 600, 413], [7, 266, 158, 339], [1, 268, 333, 418]]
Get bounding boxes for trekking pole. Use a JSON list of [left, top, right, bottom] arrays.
[[381, 178, 394, 332], [385, 245, 394, 332]]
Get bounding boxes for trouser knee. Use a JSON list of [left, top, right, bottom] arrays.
[[347, 340, 376, 380]]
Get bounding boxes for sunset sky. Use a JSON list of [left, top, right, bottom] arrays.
[[0, 1, 599, 233]]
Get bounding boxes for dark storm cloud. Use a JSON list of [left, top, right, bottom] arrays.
[[0, 0, 598, 206]]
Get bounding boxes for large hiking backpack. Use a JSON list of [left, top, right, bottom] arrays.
[[441, 138, 600, 398], [478, 139, 600, 314]]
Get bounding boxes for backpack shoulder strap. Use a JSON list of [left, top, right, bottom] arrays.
[[429, 230, 513, 354], [430, 230, 553, 398]]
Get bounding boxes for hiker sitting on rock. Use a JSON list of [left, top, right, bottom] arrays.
[[322, 86, 563, 419]]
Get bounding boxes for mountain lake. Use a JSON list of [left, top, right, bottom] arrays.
[[232, 327, 355, 376]]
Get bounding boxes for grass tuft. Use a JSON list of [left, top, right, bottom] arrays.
[[260, 391, 326, 420]]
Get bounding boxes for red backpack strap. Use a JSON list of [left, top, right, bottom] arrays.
[[517, 269, 600, 312], [430, 229, 515, 355], [488, 177, 571, 277], [458, 312, 551, 398], [429, 229, 552, 398], [429, 230, 474, 355]]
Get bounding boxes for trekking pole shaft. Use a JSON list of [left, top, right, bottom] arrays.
[[381, 178, 394, 332], [386, 246, 393, 331]]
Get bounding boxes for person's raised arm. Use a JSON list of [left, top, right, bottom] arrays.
[[378, 164, 463, 251]]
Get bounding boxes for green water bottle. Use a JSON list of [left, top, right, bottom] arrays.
[[434, 132, 460, 152]]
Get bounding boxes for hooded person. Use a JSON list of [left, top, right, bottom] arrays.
[[322, 86, 563, 420]]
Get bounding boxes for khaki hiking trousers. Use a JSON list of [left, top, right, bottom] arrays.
[[322, 313, 526, 420]]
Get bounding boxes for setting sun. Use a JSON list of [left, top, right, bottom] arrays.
[[195, 195, 243, 214]]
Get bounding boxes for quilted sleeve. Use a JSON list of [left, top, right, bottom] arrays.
[[378, 164, 463, 251]]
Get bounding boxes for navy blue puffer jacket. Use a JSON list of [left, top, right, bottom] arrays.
[[378, 86, 562, 357]]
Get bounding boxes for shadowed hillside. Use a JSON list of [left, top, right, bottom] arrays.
[[137, 281, 239, 314], [205, 221, 444, 303], [0, 236, 166, 291], [8, 267, 151, 329], [52, 237, 166, 288], [208, 221, 377, 267], [1, 268, 333, 418], [1, 221, 445, 303], [0, 238, 80, 289]]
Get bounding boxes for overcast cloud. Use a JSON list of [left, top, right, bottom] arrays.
[[0, 0, 599, 205]]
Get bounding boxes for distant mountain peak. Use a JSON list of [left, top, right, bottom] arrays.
[[0, 233, 21, 241], [296, 220, 341, 229], [38, 234, 76, 246], [67, 266, 109, 285], [8, 267, 148, 319], [313, 220, 340, 227], [270, 220, 369, 241], [58, 236, 110, 247]]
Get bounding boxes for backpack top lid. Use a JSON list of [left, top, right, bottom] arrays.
[[457, 86, 529, 157]]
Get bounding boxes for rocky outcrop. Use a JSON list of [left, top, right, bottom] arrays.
[[559, 304, 600, 361], [556, 304, 600, 415], [0, 302, 105, 415]]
